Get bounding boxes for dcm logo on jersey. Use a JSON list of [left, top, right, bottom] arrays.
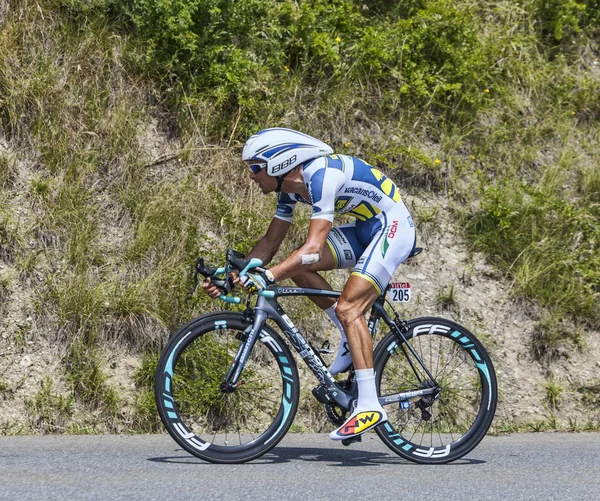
[[380, 220, 399, 258]]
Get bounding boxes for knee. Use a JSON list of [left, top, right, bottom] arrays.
[[335, 300, 361, 325]]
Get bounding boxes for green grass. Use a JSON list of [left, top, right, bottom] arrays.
[[25, 377, 75, 433], [578, 379, 600, 409], [0, 0, 599, 433], [436, 283, 458, 310], [544, 378, 564, 410]]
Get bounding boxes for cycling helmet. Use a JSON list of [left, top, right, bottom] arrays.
[[242, 128, 333, 177]]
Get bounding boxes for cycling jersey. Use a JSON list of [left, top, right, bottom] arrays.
[[274, 154, 416, 294], [274, 154, 401, 223]]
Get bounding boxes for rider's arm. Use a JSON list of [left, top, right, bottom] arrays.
[[246, 216, 291, 265], [268, 217, 332, 282], [271, 165, 346, 280], [201, 216, 290, 297], [268, 165, 343, 281]]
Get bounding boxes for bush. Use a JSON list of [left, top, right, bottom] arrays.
[[467, 169, 600, 326], [120, 0, 494, 132]]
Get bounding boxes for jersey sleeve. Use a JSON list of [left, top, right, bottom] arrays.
[[307, 165, 346, 222], [274, 192, 297, 222]]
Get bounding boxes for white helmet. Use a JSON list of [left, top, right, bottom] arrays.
[[242, 128, 333, 177]]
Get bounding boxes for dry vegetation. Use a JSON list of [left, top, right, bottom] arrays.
[[0, 0, 598, 433]]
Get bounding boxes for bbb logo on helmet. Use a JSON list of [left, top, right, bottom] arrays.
[[272, 155, 297, 174]]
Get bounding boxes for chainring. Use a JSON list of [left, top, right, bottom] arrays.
[[324, 402, 348, 426]]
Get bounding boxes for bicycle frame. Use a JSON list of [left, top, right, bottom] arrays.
[[224, 286, 440, 414]]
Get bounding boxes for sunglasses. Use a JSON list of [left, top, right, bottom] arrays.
[[248, 163, 265, 173]]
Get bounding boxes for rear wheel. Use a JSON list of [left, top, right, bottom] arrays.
[[155, 312, 299, 463], [374, 317, 497, 464]]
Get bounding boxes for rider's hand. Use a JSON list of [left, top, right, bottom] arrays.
[[201, 277, 223, 298], [201, 272, 242, 298], [241, 270, 275, 293], [240, 274, 267, 293]]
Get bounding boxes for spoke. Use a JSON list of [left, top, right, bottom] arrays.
[[435, 356, 472, 383], [407, 416, 426, 444], [432, 344, 463, 380], [437, 400, 476, 420], [383, 360, 420, 386], [236, 389, 281, 408], [436, 417, 445, 447], [435, 334, 442, 382]]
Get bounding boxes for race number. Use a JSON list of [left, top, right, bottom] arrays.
[[387, 282, 411, 302]]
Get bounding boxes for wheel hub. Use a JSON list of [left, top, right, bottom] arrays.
[[219, 382, 240, 393]]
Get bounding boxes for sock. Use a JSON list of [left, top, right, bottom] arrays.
[[354, 369, 384, 411], [325, 303, 352, 375]]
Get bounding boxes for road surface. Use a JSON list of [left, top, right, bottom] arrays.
[[1, 433, 599, 500]]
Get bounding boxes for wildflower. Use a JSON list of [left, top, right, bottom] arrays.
[[435, 158, 441, 165], [484, 89, 490, 93], [344, 141, 352, 147], [471, 155, 475, 160], [284, 66, 290, 72], [571, 111, 575, 115], [335, 37, 341, 43]]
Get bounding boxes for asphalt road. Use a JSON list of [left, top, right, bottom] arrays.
[[1, 433, 599, 501]]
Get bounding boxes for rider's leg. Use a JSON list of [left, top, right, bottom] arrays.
[[289, 244, 352, 374], [288, 245, 336, 310], [329, 274, 386, 440], [329, 203, 416, 439]]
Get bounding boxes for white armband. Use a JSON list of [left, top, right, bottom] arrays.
[[301, 253, 320, 265]]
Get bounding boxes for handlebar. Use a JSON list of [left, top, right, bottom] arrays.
[[192, 249, 267, 304]]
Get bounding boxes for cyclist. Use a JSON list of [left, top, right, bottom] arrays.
[[202, 128, 416, 441]]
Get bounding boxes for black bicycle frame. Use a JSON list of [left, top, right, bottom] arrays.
[[225, 286, 439, 413]]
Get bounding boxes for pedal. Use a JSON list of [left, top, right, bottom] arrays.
[[341, 435, 362, 447]]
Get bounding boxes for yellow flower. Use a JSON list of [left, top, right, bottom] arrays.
[[471, 155, 475, 160], [335, 37, 341, 43], [571, 111, 575, 115], [284, 65, 290, 72], [435, 158, 441, 165], [344, 141, 352, 147], [484, 89, 490, 93]]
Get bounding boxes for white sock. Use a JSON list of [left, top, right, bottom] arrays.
[[325, 303, 352, 375], [355, 369, 385, 413]]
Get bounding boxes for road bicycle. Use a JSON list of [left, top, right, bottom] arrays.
[[155, 249, 497, 464]]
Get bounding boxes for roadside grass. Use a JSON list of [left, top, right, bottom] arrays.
[[493, 417, 600, 434], [577, 379, 600, 409], [436, 283, 458, 310], [0, 0, 598, 433], [25, 377, 75, 433], [544, 377, 564, 410]]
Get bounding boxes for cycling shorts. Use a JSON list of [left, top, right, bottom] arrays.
[[325, 201, 416, 294]]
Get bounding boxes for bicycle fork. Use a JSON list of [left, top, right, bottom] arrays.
[[221, 308, 268, 392]]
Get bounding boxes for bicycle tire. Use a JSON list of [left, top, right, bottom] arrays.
[[155, 312, 299, 463], [373, 317, 497, 464]]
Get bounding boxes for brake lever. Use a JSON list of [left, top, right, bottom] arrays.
[[190, 257, 229, 296]]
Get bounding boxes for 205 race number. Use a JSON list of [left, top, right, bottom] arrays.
[[387, 282, 411, 302]]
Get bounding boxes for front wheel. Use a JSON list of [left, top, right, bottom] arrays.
[[374, 317, 497, 464], [155, 312, 300, 463]]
